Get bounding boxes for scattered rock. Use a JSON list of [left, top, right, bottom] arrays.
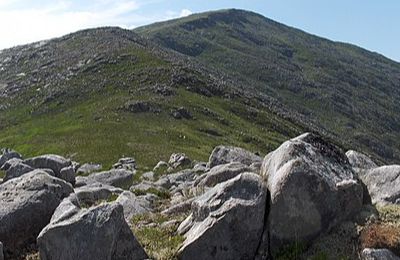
[[24, 154, 71, 176], [0, 158, 34, 182], [346, 150, 378, 174], [141, 171, 155, 181], [171, 107, 193, 120], [162, 198, 195, 216], [123, 100, 160, 113], [37, 202, 148, 260], [113, 157, 136, 171], [178, 173, 267, 260], [153, 161, 168, 174], [208, 145, 261, 168], [0, 148, 22, 168], [116, 191, 153, 221], [168, 153, 192, 170], [361, 165, 400, 205], [0, 170, 73, 252], [76, 163, 102, 175], [261, 133, 363, 252], [362, 248, 400, 260], [74, 183, 123, 205], [59, 166, 75, 185], [85, 169, 134, 189], [196, 162, 251, 188]]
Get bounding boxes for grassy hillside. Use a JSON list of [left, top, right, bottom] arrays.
[[0, 27, 302, 169], [136, 9, 400, 164]]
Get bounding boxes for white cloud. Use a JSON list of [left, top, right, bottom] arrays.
[[179, 9, 192, 17], [0, 0, 190, 50]]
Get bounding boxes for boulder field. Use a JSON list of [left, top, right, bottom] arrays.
[[0, 133, 399, 259]]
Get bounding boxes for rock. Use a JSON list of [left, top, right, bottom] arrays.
[[208, 145, 261, 168], [76, 163, 102, 175], [346, 150, 378, 173], [37, 202, 148, 260], [123, 100, 160, 113], [86, 169, 134, 189], [116, 191, 152, 221], [153, 161, 168, 174], [74, 182, 123, 205], [168, 153, 191, 169], [196, 162, 251, 188], [362, 248, 400, 260], [261, 133, 363, 252], [0, 148, 22, 168], [171, 107, 193, 120], [141, 171, 155, 181], [130, 181, 163, 193], [192, 162, 207, 174], [113, 157, 136, 171], [162, 198, 195, 216], [24, 154, 71, 175], [59, 166, 75, 185], [361, 165, 400, 204], [1, 158, 34, 182], [0, 170, 73, 252], [177, 173, 267, 260], [0, 242, 3, 260]]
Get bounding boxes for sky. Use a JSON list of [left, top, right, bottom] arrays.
[[0, 0, 399, 62]]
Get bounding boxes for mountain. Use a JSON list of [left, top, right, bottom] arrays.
[[0, 27, 302, 169], [136, 9, 400, 164]]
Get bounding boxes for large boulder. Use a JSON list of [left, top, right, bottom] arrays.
[[116, 191, 153, 221], [346, 150, 378, 173], [74, 182, 124, 205], [0, 158, 34, 182], [113, 157, 137, 171], [361, 165, 400, 205], [24, 154, 71, 175], [195, 162, 251, 188], [76, 163, 102, 175], [362, 248, 400, 260], [177, 173, 267, 260], [0, 170, 73, 252], [0, 148, 22, 168], [168, 153, 192, 170], [84, 169, 134, 189], [207, 145, 261, 168], [37, 202, 148, 260], [261, 133, 363, 252]]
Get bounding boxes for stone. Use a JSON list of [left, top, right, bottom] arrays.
[[153, 161, 168, 174], [74, 182, 123, 205], [169, 153, 192, 170], [162, 198, 195, 216], [0, 241, 3, 260], [59, 166, 75, 185], [116, 191, 152, 221], [261, 133, 363, 252], [361, 165, 400, 205], [346, 150, 378, 174], [208, 145, 261, 168], [196, 162, 251, 188], [24, 154, 71, 175], [113, 157, 136, 171], [0, 170, 73, 252], [37, 202, 148, 260], [1, 158, 34, 182], [76, 163, 102, 175], [362, 248, 400, 260], [0, 148, 22, 168], [141, 171, 155, 181], [177, 173, 267, 260], [85, 169, 134, 189]]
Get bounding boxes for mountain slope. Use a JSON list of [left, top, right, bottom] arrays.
[[136, 9, 400, 163], [0, 27, 302, 169]]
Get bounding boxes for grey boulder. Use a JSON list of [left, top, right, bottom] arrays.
[[207, 145, 261, 168], [116, 191, 153, 221], [361, 165, 400, 205], [195, 162, 251, 188], [38, 202, 148, 260], [59, 166, 76, 185], [0, 170, 73, 252], [74, 182, 124, 205], [178, 172, 267, 260], [24, 154, 71, 175], [362, 248, 400, 260], [168, 153, 191, 170], [76, 163, 102, 175], [261, 133, 363, 252], [346, 150, 378, 173], [85, 169, 134, 189], [0, 148, 22, 168], [0, 158, 34, 182], [113, 157, 136, 171]]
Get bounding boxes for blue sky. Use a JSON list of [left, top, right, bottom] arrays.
[[0, 0, 399, 62]]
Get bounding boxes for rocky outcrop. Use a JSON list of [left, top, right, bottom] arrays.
[[74, 183, 124, 205], [0, 148, 22, 168], [76, 163, 102, 175], [116, 191, 153, 221], [0, 158, 34, 182], [261, 133, 363, 252], [0, 170, 73, 252], [113, 157, 137, 171], [207, 145, 261, 168], [362, 248, 400, 260], [361, 165, 400, 205], [37, 202, 148, 260], [168, 153, 192, 170], [195, 162, 251, 188], [346, 150, 378, 171], [81, 169, 134, 188], [24, 154, 71, 175], [177, 173, 267, 260]]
